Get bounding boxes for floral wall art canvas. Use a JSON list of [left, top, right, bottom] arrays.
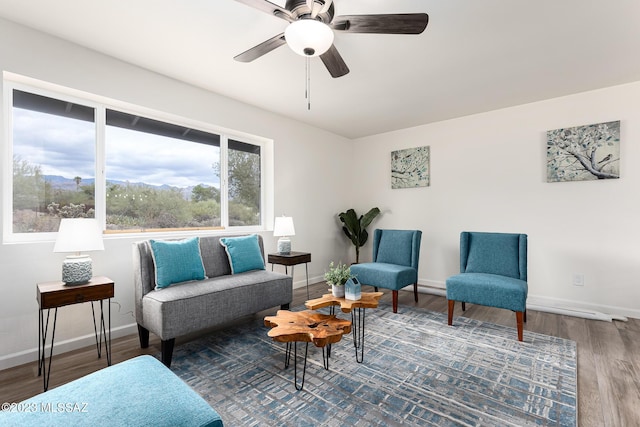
[[546, 120, 620, 182], [391, 146, 430, 189]]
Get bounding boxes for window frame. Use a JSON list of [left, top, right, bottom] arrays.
[[3, 75, 274, 243]]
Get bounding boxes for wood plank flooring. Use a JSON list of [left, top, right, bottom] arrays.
[[1, 282, 638, 426]]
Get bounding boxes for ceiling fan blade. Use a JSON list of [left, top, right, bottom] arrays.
[[233, 0, 294, 22], [234, 33, 287, 62], [331, 13, 429, 34], [320, 44, 350, 78]]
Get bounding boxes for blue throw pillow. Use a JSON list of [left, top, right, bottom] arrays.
[[150, 237, 206, 289], [219, 234, 265, 274]]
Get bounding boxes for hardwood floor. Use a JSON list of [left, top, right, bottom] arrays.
[[2, 282, 639, 426]]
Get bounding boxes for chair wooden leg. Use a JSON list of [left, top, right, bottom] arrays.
[[461, 302, 466, 311], [447, 300, 455, 325], [516, 311, 524, 342], [392, 291, 398, 313], [413, 283, 418, 302]]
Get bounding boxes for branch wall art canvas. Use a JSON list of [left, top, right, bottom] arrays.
[[547, 120, 620, 182], [391, 146, 430, 189]]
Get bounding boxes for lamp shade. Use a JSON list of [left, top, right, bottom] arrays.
[[273, 216, 295, 237], [285, 19, 334, 57], [53, 218, 104, 253]]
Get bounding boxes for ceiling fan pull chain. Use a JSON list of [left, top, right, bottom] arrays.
[[306, 56, 311, 110]]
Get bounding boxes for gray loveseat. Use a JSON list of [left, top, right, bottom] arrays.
[[132, 234, 292, 367]]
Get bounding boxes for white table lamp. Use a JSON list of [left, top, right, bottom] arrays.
[[53, 218, 104, 285], [273, 216, 295, 255]]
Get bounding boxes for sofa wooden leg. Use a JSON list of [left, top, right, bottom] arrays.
[[374, 287, 379, 292], [524, 309, 527, 323], [461, 302, 466, 311], [447, 300, 455, 325], [281, 303, 290, 310], [392, 291, 398, 313], [137, 324, 149, 348], [516, 311, 524, 342], [413, 283, 418, 302], [161, 339, 175, 368]]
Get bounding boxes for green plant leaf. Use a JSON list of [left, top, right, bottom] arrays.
[[359, 228, 369, 247], [339, 209, 360, 236], [338, 207, 380, 262], [342, 225, 358, 246], [360, 207, 380, 229], [324, 261, 352, 286]]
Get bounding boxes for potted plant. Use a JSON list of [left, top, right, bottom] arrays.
[[338, 207, 381, 264], [324, 261, 352, 298]]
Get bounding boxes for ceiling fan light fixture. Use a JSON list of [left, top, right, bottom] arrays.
[[284, 19, 334, 57]]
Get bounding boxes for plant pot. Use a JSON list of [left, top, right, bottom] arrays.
[[331, 284, 345, 298]]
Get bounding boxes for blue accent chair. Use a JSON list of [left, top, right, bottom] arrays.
[[446, 231, 528, 341], [350, 229, 422, 313]]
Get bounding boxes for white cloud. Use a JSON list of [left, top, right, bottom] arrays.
[[13, 108, 221, 188]]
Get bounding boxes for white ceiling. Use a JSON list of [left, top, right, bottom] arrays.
[[1, 0, 639, 139]]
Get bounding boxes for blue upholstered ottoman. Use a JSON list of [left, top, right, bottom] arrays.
[[0, 355, 223, 427]]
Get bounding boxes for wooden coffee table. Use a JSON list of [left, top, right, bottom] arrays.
[[264, 310, 351, 390], [305, 291, 383, 363]]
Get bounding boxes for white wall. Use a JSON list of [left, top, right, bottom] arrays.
[[352, 82, 640, 320], [0, 18, 352, 369]]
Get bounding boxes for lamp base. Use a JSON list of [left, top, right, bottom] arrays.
[[277, 237, 291, 255], [62, 255, 93, 285]]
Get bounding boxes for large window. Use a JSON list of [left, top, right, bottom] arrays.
[[11, 90, 96, 233], [228, 139, 261, 227], [105, 110, 222, 231], [4, 83, 270, 241]]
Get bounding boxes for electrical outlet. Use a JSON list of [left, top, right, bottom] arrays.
[[572, 274, 584, 286]]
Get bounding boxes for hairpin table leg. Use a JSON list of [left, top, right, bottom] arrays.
[[285, 341, 309, 391], [352, 307, 366, 363]]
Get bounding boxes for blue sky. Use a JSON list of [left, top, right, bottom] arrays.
[[13, 109, 221, 188]]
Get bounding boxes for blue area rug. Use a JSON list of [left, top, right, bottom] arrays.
[[169, 304, 577, 426]]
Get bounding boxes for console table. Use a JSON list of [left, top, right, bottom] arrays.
[[37, 276, 114, 391]]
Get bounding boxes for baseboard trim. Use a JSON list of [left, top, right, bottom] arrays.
[[525, 296, 634, 321], [416, 280, 638, 321], [0, 323, 138, 372]]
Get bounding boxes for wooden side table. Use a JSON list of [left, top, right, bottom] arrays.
[[305, 292, 383, 363], [264, 309, 351, 390], [268, 251, 311, 298], [37, 276, 114, 391]]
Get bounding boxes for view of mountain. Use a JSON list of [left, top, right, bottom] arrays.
[[43, 175, 217, 200]]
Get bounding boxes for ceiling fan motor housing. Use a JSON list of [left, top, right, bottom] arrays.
[[285, 0, 335, 23]]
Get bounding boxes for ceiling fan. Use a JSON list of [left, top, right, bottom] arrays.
[[233, 0, 429, 78]]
